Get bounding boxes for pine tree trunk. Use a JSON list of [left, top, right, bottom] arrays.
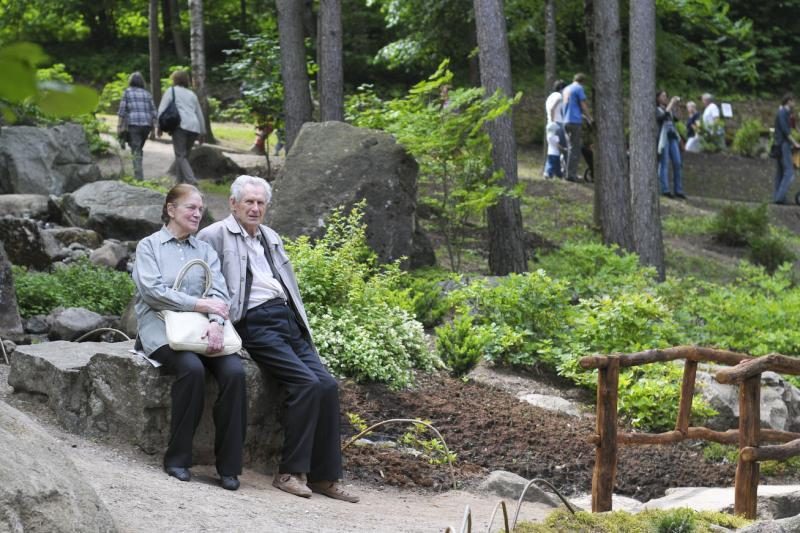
[[188, 0, 215, 143], [171, 0, 187, 60], [544, 0, 557, 91], [585, 0, 602, 229], [473, 0, 528, 275], [318, 0, 344, 122], [149, 0, 161, 107], [593, 0, 634, 250], [161, 0, 171, 44], [629, 0, 665, 279], [277, 0, 313, 151]]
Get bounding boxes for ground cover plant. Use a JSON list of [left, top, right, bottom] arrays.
[[12, 258, 134, 318], [515, 508, 749, 533]]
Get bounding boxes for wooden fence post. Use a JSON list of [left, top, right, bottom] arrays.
[[734, 374, 761, 519], [592, 356, 619, 512], [675, 359, 698, 434]]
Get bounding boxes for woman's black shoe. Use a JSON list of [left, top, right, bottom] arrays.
[[220, 475, 240, 491], [166, 466, 191, 482]]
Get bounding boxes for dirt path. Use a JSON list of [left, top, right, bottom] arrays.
[[0, 365, 553, 532]]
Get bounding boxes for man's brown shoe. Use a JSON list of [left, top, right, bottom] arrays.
[[273, 473, 312, 498], [308, 481, 360, 503]]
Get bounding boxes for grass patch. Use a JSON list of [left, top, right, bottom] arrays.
[[663, 214, 715, 237], [515, 508, 750, 533], [664, 245, 740, 284], [522, 193, 598, 246]]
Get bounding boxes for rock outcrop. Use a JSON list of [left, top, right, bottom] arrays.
[[0, 400, 116, 532], [9, 341, 282, 469], [60, 181, 165, 241], [0, 123, 103, 195], [697, 369, 800, 432], [269, 121, 434, 268], [0, 242, 24, 339]]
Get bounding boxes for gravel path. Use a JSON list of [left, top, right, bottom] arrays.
[[0, 364, 553, 532]]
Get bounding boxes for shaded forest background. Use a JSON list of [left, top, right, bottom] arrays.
[[3, 0, 800, 111]]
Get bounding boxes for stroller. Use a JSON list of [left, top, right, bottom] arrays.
[[560, 122, 594, 182]]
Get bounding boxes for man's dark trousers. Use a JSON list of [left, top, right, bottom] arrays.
[[237, 299, 343, 482], [774, 142, 795, 203]]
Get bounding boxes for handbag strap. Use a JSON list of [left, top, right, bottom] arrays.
[[172, 258, 212, 298]]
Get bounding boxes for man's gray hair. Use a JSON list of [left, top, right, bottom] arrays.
[[702, 92, 713, 101], [230, 175, 272, 203]]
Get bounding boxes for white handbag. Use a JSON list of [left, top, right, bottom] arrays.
[[161, 258, 242, 356]]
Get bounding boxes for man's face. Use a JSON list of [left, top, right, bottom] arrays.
[[230, 184, 268, 235]]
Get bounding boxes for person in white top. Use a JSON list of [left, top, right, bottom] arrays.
[[544, 79, 567, 176], [157, 70, 207, 185], [701, 92, 720, 127], [544, 122, 564, 179]]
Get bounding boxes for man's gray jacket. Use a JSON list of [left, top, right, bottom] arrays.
[[197, 214, 312, 337]]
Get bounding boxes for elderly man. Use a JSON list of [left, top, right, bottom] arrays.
[[562, 73, 592, 182], [772, 94, 800, 204], [198, 175, 359, 503]]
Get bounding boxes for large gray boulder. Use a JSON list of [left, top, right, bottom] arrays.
[[0, 194, 56, 220], [0, 400, 116, 532], [48, 307, 107, 341], [186, 145, 246, 180], [60, 181, 165, 240], [697, 370, 800, 432], [41, 226, 103, 262], [0, 123, 103, 195], [478, 470, 560, 507], [0, 217, 51, 269], [9, 341, 282, 470], [270, 121, 434, 268], [0, 242, 24, 339]]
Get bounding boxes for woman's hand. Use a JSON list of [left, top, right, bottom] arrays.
[[203, 322, 224, 354], [194, 298, 229, 319]]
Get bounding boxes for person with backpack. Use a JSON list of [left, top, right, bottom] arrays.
[[157, 70, 206, 185]]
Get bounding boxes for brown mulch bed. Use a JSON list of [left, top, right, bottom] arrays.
[[340, 372, 735, 502]]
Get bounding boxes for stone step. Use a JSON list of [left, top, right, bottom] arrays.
[[9, 340, 281, 470]]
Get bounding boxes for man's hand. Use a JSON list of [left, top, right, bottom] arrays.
[[202, 322, 224, 354], [194, 298, 229, 319], [156, 129, 163, 138]]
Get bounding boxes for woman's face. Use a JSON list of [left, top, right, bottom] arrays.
[[657, 92, 668, 106], [167, 191, 204, 236]]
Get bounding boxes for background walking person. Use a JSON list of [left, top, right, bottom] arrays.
[[157, 70, 206, 185], [657, 90, 686, 199], [117, 72, 156, 180], [562, 73, 592, 182], [772, 93, 800, 204]]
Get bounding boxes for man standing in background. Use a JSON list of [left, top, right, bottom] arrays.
[[562, 73, 592, 182]]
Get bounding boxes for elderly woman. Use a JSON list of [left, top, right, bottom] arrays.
[[657, 90, 686, 199], [133, 184, 245, 491], [117, 72, 157, 180], [157, 70, 206, 185]]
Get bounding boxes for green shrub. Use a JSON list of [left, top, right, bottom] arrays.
[[285, 203, 438, 388], [731, 118, 764, 157], [710, 204, 768, 246], [536, 242, 656, 299], [390, 268, 460, 328], [13, 258, 134, 318], [435, 315, 492, 375], [98, 72, 129, 114], [749, 234, 796, 273], [655, 507, 696, 533]]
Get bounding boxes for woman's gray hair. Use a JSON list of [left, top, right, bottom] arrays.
[[230, 175, 272, 203]]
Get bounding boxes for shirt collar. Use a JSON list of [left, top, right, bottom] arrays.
[[159, 225, 198, 247]]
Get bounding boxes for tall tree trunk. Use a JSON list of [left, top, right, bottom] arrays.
[[318, 0, 344, 121], [473, 0, 528, 275], [161, 0, 171, 44], [171, 0, 187, 60], [240, 0, 248, 33], [149, 0, 162, 107], [544, 0, 557, 91], [188, 0, 215, 143], [629, 0, 664, 279], [585, 0, 602, 229], [277, 0, 313, 151], [593, 0, 634, 250]]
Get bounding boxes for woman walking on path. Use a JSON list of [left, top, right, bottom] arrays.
[[157, 70, 206, 185], [657, 90, 686, 199], [118, 72, 157, 180]]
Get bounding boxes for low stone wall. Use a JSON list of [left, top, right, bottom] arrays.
[[8, 340, 282, 471]]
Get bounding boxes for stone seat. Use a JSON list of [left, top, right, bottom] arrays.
[[9, 340, 281, 470]]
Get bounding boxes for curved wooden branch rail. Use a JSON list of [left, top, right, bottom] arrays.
[[716, 353, 800, 384], [582, 345, 800, 520]]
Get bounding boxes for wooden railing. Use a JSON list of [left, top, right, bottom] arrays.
[[579, 346, 800, 519]]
